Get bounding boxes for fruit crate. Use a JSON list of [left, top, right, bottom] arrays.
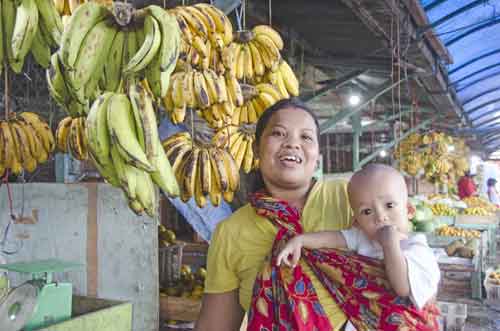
[[454, 218, 497, 262], [159, 294, 201, 322], [426, 231, 486, 299], [437, 301, 467, 331]]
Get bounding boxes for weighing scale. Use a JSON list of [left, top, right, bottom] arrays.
[[0, 259, 83, 331]]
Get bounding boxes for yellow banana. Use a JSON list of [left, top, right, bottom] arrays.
[[252, 25, 284, 50], [56, 116, 73, 152]]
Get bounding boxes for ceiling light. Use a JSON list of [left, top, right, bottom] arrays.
[[349, 94, 361, 106], [379, 150, 387, 158], [447, 145, 455, 152]]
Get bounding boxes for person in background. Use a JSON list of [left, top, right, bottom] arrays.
[[457, 170, 477, 200], [487, 178, 499, 206]]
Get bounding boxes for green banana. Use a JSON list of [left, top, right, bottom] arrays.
[[86, 92, 114, 165], [30, 24, 51, 68], [11, 0, 39, 63], [122, 28, 138, 66], [129, 83, 179, 197], [128, 199, 145, 216], [129, 83, 146, 151], [88, 149, 119, 187], [70, 19, 117, 90], [110, 144, 133, 198], [60, 2, 111, 69], [103, 30, 125, 92], [147, 6, 181, 98], [107, 94, 154, 172], [34, 0, 62, 46], [135, 169, 157, 217], [46, 54, 71, 109], [3, 0, 23, 73], [123, 15, 161, 74]]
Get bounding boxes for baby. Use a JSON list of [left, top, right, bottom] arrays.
[[277, 164, 440, 313]]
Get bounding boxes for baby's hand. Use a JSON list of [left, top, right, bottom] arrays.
[[276, 236, 304, 268], [375, 225, 408, 247]]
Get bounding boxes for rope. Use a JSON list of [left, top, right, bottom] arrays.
[[4, 66, 9, 121], [0, 171, 22, 255], [269, 0, 272, 26]]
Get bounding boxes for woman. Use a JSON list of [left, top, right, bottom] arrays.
[[487, 178, 499, 205], [195, 98, 438, 331], [195, 98, 353, 330]]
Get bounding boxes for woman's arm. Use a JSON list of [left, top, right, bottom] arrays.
[[194, 291, 245, 331]]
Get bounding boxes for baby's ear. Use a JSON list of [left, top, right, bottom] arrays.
[[407, 203, 416, 219]]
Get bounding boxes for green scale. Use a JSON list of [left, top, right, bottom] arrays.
[[0, 259, 83, 331]]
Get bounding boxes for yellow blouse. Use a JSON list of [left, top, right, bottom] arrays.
[[205, 179, 353, 330]]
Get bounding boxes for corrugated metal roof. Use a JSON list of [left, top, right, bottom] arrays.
[[420, 0, 500, 151]]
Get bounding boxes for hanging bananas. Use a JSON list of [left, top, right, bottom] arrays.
[[163, 68, 237, 125], [56, 116, 89, 160], [171, 4, 233, 74], [0, 112, 55, 176], [162, 131, 240, 207], [0, 0, 63, 73], [212, 125, 258, 174], [51, 2, 181, 118], [85, 82, 179, 217], [394, 132, 470, 185]]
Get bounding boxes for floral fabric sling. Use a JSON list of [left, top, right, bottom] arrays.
[[247, 192, 440, 331]]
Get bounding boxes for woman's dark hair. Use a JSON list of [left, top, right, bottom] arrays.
[[250, 98, 320, 193], [487, 178, 497, 187], [254, 97, 320, 147]]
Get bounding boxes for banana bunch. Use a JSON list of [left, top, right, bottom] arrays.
[[163, 69, 239, 125], [0, 112, 55, 176], [431, 203, 458, 216], [85, 83, 180, 217], [262, 60, 300, 98], [394, 131, 470, 185], [436, 225, 481, 239], [463, 196, 499, 212], [56, 116, 89, 160], [233, 83, 285, 126], [462, 207, 494, 217], [162, 132, 240, 207], [0, 0, 63, 73], [171, 4, 233, 74], [212, 125, 258, 173], [225, 25, 284, 82], [50, 2, 181, 117]]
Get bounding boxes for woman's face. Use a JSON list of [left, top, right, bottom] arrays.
[[256, 107, 319, 191]]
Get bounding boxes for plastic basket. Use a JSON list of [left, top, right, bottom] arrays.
[[485, 270, 500, 301], [437, 301, 467, 331], [159, 243, 185, 288]]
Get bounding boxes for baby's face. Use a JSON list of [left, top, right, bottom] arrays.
[[349, 171, 410, 241]]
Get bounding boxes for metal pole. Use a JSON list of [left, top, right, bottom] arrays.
[[352, 113, 362, 171]]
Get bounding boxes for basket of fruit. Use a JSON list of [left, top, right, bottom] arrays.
[[485, 268, 500, 301]]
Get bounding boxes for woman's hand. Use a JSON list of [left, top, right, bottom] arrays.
[[276, 236, 304, 268]]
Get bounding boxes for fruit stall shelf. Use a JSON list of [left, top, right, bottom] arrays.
[[425, 231, 487, 300]]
